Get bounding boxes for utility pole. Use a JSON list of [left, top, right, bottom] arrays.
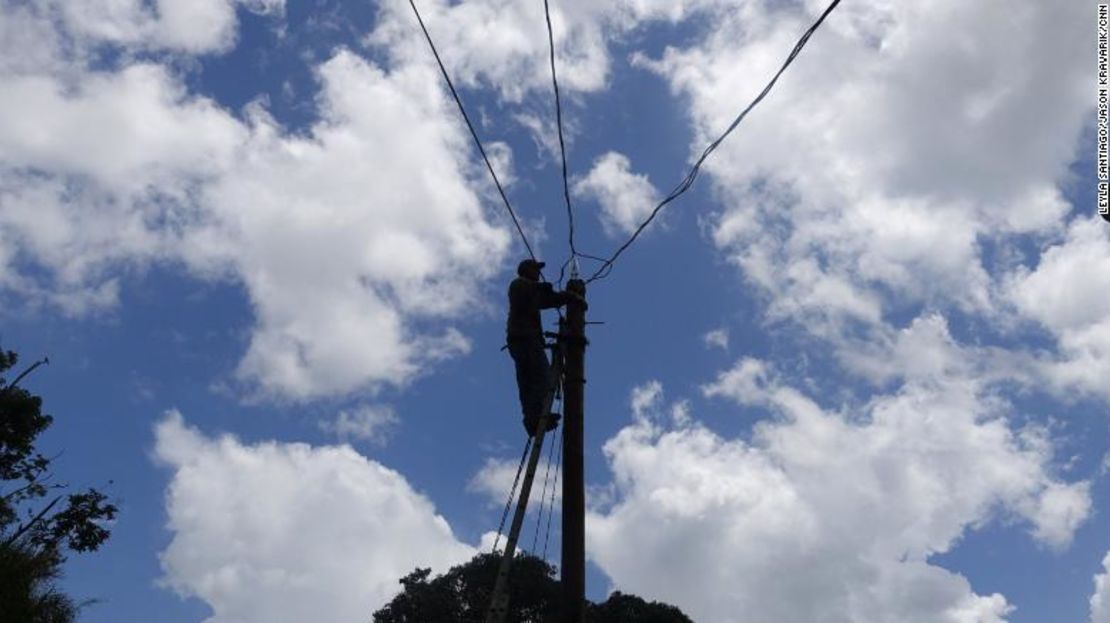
[[561, 277, 587, 623]]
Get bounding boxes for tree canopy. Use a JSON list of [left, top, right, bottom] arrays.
[[0, 347, 118, 622], [372, 552, 693, 623]]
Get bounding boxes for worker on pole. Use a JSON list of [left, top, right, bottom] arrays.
[[506, 259, 580, 436]]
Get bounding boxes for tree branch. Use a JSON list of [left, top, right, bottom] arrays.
[[3, 494, 62, 547], [3, 477, 62, 502], [6, 357, 49, 392]]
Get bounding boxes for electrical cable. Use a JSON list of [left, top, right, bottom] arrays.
[[541, 427, 563, 562], [531, 396, 561, 554], [585, 0, 843, 284], [492, 435, 533, 553], [408, 0, 537, 261], [543, 0, 578, 266]]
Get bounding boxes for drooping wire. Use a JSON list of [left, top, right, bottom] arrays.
[[585, 0, 843, 284], [408, 0, 537, 261], [492, 435, 533, 553], [543, 0, 577, 263], [541, 427, 563, 562]]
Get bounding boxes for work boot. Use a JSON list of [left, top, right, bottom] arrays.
[[523, 412, 561, 436]]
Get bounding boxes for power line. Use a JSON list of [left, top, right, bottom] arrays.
[[408, 0, 537, 261], [492, 436, 532, 553], [541, 427, 562, 562], [531, 411, 560, 554], [543, 0, 578, 263], [585, 0, 843, 284]]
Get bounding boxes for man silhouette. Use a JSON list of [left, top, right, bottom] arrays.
[[506, 259, 575, 436]]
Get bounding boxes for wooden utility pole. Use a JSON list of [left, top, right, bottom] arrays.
[[561, 278, 587, 623]]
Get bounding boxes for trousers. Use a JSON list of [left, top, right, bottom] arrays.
[[507, 336, 552, 419]]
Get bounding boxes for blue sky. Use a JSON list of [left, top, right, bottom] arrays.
[[1, 1, 1108, 622]]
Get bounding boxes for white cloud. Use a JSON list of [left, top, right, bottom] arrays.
[[368, 0, 764, 103], [47, 0, 284, 54], [0, 4, 69, 75], [154, 411, 475, 623], [319, 404, 398, 445], [703, 328, 729, 351], [0, 60, 242, 314], [638, 0, 1088, 338], [1006, 218, 1110, 401], [5, 0, 1096, 404], [702, 356, 775, 405], [0, 14, 509, 398], [0, 63, 244, 191], [630, 380, 664, 422], [573, 151, 660, 236], [1094, 552, 1110, 623], [197, 53, 503, 399], [833, 312, 1037, 390], [469, 456, 523, 506], [469, 454, 561, 511], [369, 0, 614, 101], [512, 112, 562, 162], [587, 374, 1089, 622]]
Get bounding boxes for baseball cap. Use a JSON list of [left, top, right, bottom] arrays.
[[517, 259, 546, 275]]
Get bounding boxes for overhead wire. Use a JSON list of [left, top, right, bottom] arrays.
[[585, 0, 843, 284], [543, 0, 578, 265], [415, 0, 843, 579], [408, 0, 537, 261], [541, 427, 562, 562], [531, 405, 560, 554], [492, 436, 533, 553]]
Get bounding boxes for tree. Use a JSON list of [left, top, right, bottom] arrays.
[[586, 591, 693, 623], [0, 539, 80, 623], [372, 552, 693, 623], [0, 347, 118, 622]]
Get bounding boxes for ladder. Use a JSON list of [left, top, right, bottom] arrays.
[[485, 334, 564, 623]]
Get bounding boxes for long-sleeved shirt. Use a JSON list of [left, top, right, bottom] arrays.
[[506, 277, 570, 340]]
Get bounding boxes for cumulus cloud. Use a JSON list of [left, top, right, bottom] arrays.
[[319, 404, 398, 445], [702, 356, 776, 405], [4, 0, 1096, 404], [573, 151, 660, 236], [586, 372, 1089, 622], [1006, 218, 1110, 401], [627, 380, 690, 428], [0, 6, 509, 398], [638, 0, 1088, 340], [196, 53, 504, 398], [369, 0, 616, 101], [469, 454, 561, 512], [629, 380, 664, 422], [154, 411, 475, 623], [47, 0, 284, 54], [703, 327, 729, 350], [1094, 553, 1110, 623]]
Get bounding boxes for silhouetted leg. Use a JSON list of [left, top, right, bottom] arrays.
[[508, 338, 551, 434]]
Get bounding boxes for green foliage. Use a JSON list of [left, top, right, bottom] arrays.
[[372, 552, 692, 623], [0, 540, 79, 623], [0, 346, 118, 622], [373, 553, 559, 622], [587, 591, 693, 623]]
